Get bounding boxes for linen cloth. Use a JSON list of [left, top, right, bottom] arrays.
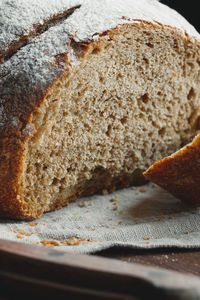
[[1, 183, 200, 254]]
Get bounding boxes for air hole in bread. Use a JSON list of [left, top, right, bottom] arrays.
[[92, 47, 101, 55], [187, 87, 196, 100]]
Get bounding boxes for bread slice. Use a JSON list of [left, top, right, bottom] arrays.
[[1, 0, 200, 219], [144, 134, 200, 205]]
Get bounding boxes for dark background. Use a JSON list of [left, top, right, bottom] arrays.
[[160, 1, 199, 33]]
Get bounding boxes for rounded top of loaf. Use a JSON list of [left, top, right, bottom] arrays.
[[0, 0, 199, 136], [0, 0, 199, 57]]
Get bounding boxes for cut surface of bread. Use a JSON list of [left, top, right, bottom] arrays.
[[1, 0, 200, 219], [144, 134, 200, 205]]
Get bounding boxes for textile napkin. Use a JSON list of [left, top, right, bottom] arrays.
[[1, 183, 200, 254]]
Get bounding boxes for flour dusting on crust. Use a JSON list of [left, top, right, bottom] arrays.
[[64, 0, 199, 42], [0, 0, 82, 57]]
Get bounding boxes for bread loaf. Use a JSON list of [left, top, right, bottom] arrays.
[[1, 0, 200, 219]]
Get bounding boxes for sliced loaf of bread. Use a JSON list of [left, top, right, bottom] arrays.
[[1, 0, 200, 219]]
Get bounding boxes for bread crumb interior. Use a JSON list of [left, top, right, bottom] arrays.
[[22, 24, 200, 217]]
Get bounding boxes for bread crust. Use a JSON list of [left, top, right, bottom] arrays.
[[1, 0, 200, 219], [144, 134, 200, 205]]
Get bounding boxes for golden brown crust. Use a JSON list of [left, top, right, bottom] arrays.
[[144, 134, 200, 205], [0, 123, 37, 219], [0, 136, 26, 218]]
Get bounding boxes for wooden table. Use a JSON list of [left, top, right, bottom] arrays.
[[0, 239, 200, 299], [99, 247, 200, 277]]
